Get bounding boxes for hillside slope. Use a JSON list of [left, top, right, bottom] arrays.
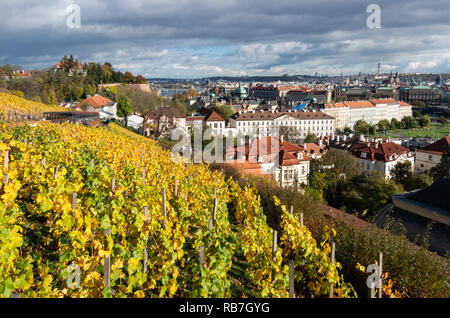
[[0, 121, 354, 298], [0, 93, 67, 121]]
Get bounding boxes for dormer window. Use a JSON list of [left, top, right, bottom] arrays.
[[258, 156, 264, 163], [361, 152, 367, 158]]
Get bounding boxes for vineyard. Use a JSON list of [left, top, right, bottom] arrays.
[[0, 93, 67, 122], [0, 121, 357, 298]]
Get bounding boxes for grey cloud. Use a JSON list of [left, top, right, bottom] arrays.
[[0, 0, 449, 77]]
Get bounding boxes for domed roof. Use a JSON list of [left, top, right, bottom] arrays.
[[234, 82, 248, 98]]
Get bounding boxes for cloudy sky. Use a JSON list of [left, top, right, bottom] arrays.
[[1, 0, 450, 78]]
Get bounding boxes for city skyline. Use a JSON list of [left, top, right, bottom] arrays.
[[1, 0, 450, 78]]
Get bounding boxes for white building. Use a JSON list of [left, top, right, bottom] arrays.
[[323, 102, 350, 131], [225, 136, 311, 188], [351, 139, 415, 179], [324, 99, 414, 131], [415, 136, 450, 172], [345, 100, 377, 126], [185, 111, 226, 136], [71, 95, 117, 120], [229, 110, 335, 139]]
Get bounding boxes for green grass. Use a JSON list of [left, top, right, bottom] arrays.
[[375, 123, 450, 139]]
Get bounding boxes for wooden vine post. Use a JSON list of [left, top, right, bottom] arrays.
[[288, 205, 295, 298], [174, 179, 178, 198], [162, 188, 167, 225], [289, 259, 295, 298], [199, 246, 205, 267], [378, 251, 383, 298], [143, 206, 149, 273], [3, 150, 8, 184], [104, 227, 111, 289], [272, 229, 278, 262], [72, 191, 77, 217], [104, 176, 115, 289], [329, 241, 336, 298]]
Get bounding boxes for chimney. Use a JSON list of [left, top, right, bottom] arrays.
[[318, 139, 323, 147], [359, 134, 365, 142], [342, 135, 347, 141], [280, 135, 284, 143]]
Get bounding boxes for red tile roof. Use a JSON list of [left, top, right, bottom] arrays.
[[205, 111, 225, 122], [416, 136, 450, 155], [325, 102, 348, 108], [344, 101, 375, 109], [73, 95, 114, 109], [228, 136, 309, 167], [370, 98, 397, 105], [186, 116, 205, 121], [399, 101, 412, 107], [351, 141, 412, 162]]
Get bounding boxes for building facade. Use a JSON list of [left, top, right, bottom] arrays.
[[414, 136, 450, 172], [225, 136, 311, 188], [351, 140, 415, 179], [229, 110, 335, 139]]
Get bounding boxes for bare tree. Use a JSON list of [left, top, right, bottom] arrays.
[[146, 106, 184, 139]]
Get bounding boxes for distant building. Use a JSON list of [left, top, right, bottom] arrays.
[[323, 102, 350, 131], [232, 82, 248, 99], [374, 87, 396, 99], [345, 100, 377, 126], [249, 85, 303, 101], [249, 85, 280, 101], [302, 137, 330, 160], [53, 61, 86, 76], [143, 108, 186, 138], [415, 136, 450, 173], [350, 139, 415, 179], [337, 86, 371, 101], [72, 95, 117, 120], [324, 99, 413, 132], [286, 88, 331, 105], [399, 86, 441, 105], [185, 110, 226, 136], [229, 110, 335, 139]]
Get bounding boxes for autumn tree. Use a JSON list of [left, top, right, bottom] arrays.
[[117, 93, 132, 126], [135, 75, 148, 84], [304, 133, 318, 143], [124, 72, 136, 83]]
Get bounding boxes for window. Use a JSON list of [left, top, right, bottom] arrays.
[[428, 155, 433, 161]]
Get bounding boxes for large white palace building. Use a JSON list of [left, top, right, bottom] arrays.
[[229, 110, 335, 139]]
